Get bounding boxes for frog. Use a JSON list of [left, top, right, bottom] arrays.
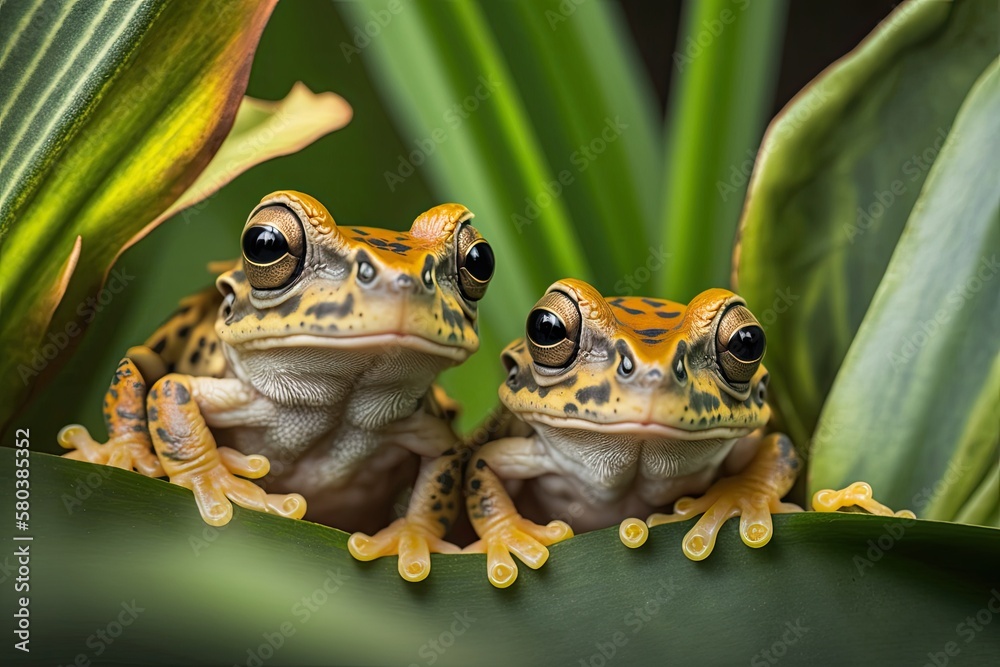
[[464, 278, 911, 587], [59, 189, 496, 582]]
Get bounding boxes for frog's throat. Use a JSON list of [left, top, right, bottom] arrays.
[[236, 333, 470, 363], [522, 412, 754, 441]]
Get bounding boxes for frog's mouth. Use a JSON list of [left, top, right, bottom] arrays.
[[524, 412, 755, 441], [239, 333, 470, 363]]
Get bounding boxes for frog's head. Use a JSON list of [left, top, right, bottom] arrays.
[[216, 191, 494, 368], [500, 279, 770, 443]]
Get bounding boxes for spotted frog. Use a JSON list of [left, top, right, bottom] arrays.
[[464, 279, 910, 587], [60, 190, 496, 582]]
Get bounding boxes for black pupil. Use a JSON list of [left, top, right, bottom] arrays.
[[243, 225, 288, 264], [465, 242, 494, 281], [729, 325, 765, 361], [528, 310, 566, 346]]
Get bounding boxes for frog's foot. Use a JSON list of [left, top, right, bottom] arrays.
[[648, 433, 802, 561], [812, 482, 915, 519], [167, 447, 307, 527], [348, 518, 462, 583], [58, 425, 164, 477], [464, 515, 573, 588]]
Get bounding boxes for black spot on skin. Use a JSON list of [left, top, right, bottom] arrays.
[[198, 336, 206, 348], [689, 389, 720, 414], [305, 293, 354, 319], [437, 471, 455, 495], [576, 381, 611, 405], [470, 479, 481, 491], [155, 427, 181, 446], [276, 294, 302, 317], [132, 381, 142, 391], [116, 408, 143, 421], [608, 298, 643, 315], [177, 325, 191, 339], [109, 388, 119, 399], [174, 384, 191, 404], [150, 338, 167, 354], [432, 501, 443, 511], [395, 236, 407, 241], [161, 382, 172, 398], [438, 516, 450, 530], [641, 298, 664, 308], [209, 342, 217, 353], [475, 459, 487, 469], [229, 271, 247, 284], [641, 339, 661, 345], [148, 406, 159, 422], [634, 328, 669, 337], [150, 389, 159, 400], [564, 403, 579, 415], [353, 228, 370, 236], [447, 333, 457, 343], [387, 242, 411, 254], [656, 311, 681, 319], [189, 350, 201, 365], [440, 300, 465, 329], [132, 424, 146, 433]]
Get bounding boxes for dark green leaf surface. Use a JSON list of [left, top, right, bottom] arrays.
[[0, 0, 275, 429], [734, 0, 999, 449], [4, 450, 998, 666], [808, 61, 1000, 523]]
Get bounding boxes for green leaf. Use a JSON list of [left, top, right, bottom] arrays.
[[734, 0, 999, 448], [8, 450, 999, 665], [0, 0, 276, 429], [659, 0, 787, 301], [808, 61, 1000, 524]]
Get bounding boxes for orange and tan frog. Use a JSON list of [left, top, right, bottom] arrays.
[[464, 278, 911, 587], [59, 190, 496, 582]]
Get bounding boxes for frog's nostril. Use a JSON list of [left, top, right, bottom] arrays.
[[395, 274, 416, 291]]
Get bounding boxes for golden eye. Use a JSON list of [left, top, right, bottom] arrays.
[[716, 304, 765, 387], [241, 205, 305, 290], [526, 291, 580, 368], [457, 224, 494, 301]]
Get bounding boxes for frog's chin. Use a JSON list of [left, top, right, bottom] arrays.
[[523, 412, 755, 441], [236, 332, 471, 363]]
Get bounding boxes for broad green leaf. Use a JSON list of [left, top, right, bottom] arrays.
[[5, 450, 999, 665], [114, 82, 353, 266], [808, 61, 1000, 524], [337, 0, 658, 424], [0, 0, 276, 430], [659, 0, 787, 301], [734, 0, 999, 449]]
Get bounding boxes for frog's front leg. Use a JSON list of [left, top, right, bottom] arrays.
[[348, 408, 464, 583], [148, 375, 306, 526], [59, 354, 163, 477], [644, 433, 803, 561], [464, 437, 573, 588]]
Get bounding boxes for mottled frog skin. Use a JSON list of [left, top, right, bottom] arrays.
[[60, 190, 496, 582], [464, 279, 911, 587]]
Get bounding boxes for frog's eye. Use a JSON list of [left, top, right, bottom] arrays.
[[716, 304, 765, 387], [457, 224, 495, 301], [526, 291, 581, 368], [241, 205, 305, 290]]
